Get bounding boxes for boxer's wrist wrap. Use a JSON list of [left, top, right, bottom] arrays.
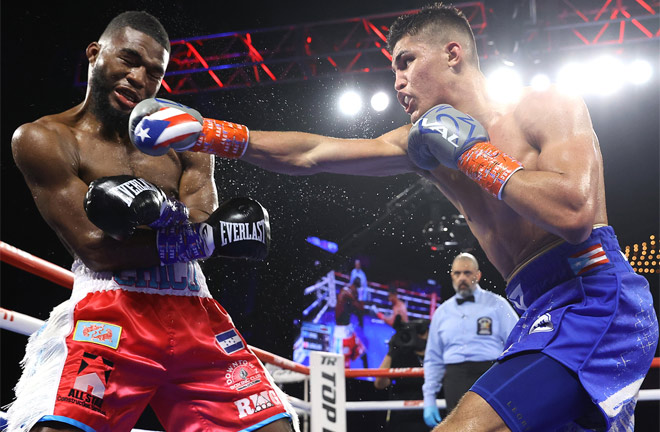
[[189, 118, 249, 159], [148, 199, 190, 229], [157, 223, 214, 264], [457, 141, 523, 200]]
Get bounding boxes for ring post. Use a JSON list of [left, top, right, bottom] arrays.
[[309, 351, 346, 432]]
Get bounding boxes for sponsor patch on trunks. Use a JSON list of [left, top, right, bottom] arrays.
[[235, 390, 283, 419], [57, 352, 114, 414], [225, 359, 263, 391], [73, 321, 122, 349], [216, 328, 245, 354]]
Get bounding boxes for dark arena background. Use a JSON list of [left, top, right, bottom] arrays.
[[1, 1, 658, 430]]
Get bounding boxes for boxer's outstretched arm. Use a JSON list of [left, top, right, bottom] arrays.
[[500, 89, 602, 244], [129, 98, 416, 176], [243, 126, 416, 176]]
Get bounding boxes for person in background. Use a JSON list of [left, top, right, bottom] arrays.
[[349, 259, 369, 302], [422, 253, 517, 428], [375, 317, 430, 432], [370, 286, 410, 327], [334, 280, 369, 368]]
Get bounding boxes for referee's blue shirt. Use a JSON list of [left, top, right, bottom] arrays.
[[423, 284, 518, 407]]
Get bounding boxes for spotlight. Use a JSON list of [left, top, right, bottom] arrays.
[[557, 62, 588, 95], [530, 73, 551, 91], [487, 67, 523, 103], [370, 91, 390, 112], [588, 56, 625, 95], [338, 91, 362, 115], [628, 59, 652, 85]]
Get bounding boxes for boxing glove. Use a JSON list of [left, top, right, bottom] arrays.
[[84, 175, 189, 240], [129, 98, 249, 158], [156, 197, 270, 264], [408, 104, 523, 199]]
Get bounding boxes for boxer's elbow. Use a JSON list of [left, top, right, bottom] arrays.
[[276, 153, 320, 175], [560, 221, 593, 245], [74, 230, 130, 272], [74, 231, 116, 272], [555, 198, 595, 244]]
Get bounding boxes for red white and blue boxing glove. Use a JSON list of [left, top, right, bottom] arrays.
[[129, 98, 249, 158], [84, 175, 189, 240], [156, 197, 270, 264], [408, 104, 523, 199]]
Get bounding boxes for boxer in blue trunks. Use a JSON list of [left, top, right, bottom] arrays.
[[128, 3, 658, 431], [471, 225, 657, 431]]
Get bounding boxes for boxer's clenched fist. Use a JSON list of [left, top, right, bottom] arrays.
[[408, 104, 523, 199], [156, 197, 270, 264], [129, 97, 249, 159], [84, 175, 189, 240]]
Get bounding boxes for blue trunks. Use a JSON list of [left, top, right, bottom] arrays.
[[472, 226, 658, 431]]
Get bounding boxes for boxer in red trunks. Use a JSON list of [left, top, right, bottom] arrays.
[[7, 11, 297, 432]]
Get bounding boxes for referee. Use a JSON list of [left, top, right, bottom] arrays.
[[422, 253, 518, 428]]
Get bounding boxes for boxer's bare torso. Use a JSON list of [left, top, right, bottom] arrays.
[[12, 104, 214, 271], [424, 90, 608, 278], [248, 86, 607, 279]]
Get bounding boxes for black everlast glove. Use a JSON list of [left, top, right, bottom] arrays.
[[84, 175, 189, 240], [156, 197, 270, 264]]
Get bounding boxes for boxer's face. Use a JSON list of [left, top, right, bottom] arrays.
[[88, 27, 169, 128], [392, 33, 451, 123], [450, 258, 480, 297]]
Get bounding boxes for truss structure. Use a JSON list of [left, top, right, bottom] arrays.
[[75, 0, 659, 94]]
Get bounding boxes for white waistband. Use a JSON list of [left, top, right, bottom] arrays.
[[71, 259, 212, 299]]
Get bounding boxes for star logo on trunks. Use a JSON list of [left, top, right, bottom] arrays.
[[57, 352, 114, 415], [225, 359, 262, 391], [477, 316, 493, 335]]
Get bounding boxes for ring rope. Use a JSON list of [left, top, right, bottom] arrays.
[[1, 240, 658, 378], [1, 240, 658, 432]]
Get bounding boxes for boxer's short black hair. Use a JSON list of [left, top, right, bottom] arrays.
[[101, 11, 170, 53], [387, 2, 478, 67]]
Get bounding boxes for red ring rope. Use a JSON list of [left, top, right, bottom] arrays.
[[1, 242, 73, 288]]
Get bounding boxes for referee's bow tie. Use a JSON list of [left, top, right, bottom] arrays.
[[456, 295, 475, 305]]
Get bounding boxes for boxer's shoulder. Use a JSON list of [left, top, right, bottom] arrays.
[[11, 115, 80, 173], [514, 86, 589, 131], [13, 106, 91, 155]]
